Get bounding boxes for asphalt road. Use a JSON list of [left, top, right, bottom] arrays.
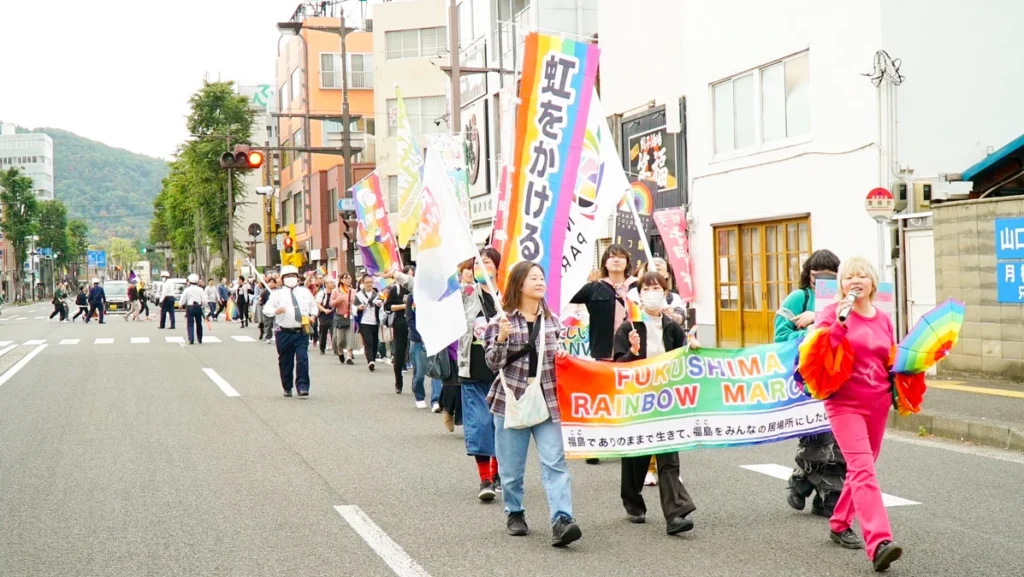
[[1, 310, 1023, 577]]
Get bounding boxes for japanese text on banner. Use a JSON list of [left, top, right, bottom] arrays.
[[651, 207, 695, 301]]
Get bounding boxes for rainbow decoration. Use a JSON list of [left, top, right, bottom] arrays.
[[498, 32, 600, 313], [352, 172, 401, 275], [225, 299, 237, 321], [795, 328, 854, 401], [892, 298, 964, 374], [626, 297, 645, 324], [473, 262, 492, 287], [618, 180, 654, 216], [373, 277, 394, 292]]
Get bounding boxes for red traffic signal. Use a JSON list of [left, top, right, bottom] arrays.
[[219, 145, 264, 169]]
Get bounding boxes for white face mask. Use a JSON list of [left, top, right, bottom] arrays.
[[640, 291, 665, 310], [283, 277, 298, 288]]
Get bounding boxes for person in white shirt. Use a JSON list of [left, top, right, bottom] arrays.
[[180, 274, 208, 344], [204, 278, 219, 321], [158, 271, 176, 329], [262, 265, 319, 397]]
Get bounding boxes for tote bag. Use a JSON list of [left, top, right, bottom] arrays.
[[499, 313, 551, 430]]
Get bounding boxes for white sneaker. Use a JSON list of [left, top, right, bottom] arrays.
[[431, 403, 441, 413], [644, 472, 658, 486], [415, 400, 428, 409]]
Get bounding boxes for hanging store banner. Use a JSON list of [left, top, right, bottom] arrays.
[[651, 207, 695, 301]]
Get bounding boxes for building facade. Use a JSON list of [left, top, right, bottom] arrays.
[[0, 124, 54, 199], [234, 84, 276, 273], [274, 10, 376, 277]]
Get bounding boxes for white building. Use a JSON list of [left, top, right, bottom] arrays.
[[598, 0, 1024, 347], [0, 124, 54, 199]]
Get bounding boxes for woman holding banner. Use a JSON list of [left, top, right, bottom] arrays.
[[612, 271, 699, 535], [570, 245, 636, 465], [775, 249, 847, 518], [485, 262, 581, 547], [812, 256, 902, 572]]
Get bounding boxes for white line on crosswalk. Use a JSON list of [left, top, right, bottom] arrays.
[[202, 368, 239, 397], [34, 316, 45, 320], [334, 505, 431, 577], [165, 336, 185, 343], [59, 339, 80, 345], [0, 341, 12, 347], [24, 339, 46, 346], [95, 338, 114, 345], [9, 316, 23, 321], [231, 335, 256, 342], [204, 336, 222, 343], [740, 464, 920, 507], [0, 344, 47, 389], [0, 344, 16, 357], [131, 337, 150, 344]]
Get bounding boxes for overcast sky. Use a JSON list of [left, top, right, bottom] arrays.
[[0, 0, 379, 161]]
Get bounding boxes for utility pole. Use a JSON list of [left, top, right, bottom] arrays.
[[340, 10, 356, 280], [448, 0, 461, 132], [225, 131, 234, 282]]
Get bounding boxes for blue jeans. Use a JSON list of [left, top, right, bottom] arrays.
[[494, 416, 573, 525], [462, 382, 495, 456], [275, 329, 310, 394], [410, 341, 428, 401], [430, 379, 442, 405]]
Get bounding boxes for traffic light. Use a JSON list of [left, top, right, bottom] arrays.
[[219, 145, 264, 170], [283, 235, 294, 254]]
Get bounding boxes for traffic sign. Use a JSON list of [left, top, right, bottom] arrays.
[[248, 223, 262, 237], [865, 187, 895, 222], [338, 198, 355, 212], [87, 250, 107, 269]]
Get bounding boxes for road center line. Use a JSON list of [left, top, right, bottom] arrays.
[[202, 368, 239, 397], [740, 464, 920, 507], [334, 505, 431, 577], [0, 344, 47, 389]]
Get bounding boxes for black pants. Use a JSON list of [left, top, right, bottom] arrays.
[[391, 322, 409, 391], [160, 296, 176, 328], [140, 300, 149, 317], [49, 302, 63, 319], [86, 301, 104, 323], [318, 315, 333, 353], [621, 452, 696, 522], [359, 323, 379, 365], [186, 304, 204, 343], [441, 380, 462, 425], [73, 306, 87, 321], [790, 432, 846, 511], [214, 301, 226, 320], [238, 300, 249, 327]]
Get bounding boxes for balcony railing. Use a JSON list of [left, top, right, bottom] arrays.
[[320, 71, 374, 89]]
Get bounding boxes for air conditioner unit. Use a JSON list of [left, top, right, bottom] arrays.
[[892, 179, 909, 213], [326, 247, 337, 259], [365, 19, 373, 32]]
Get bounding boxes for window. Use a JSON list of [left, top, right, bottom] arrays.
[[385, 27, 448, 59], [328, 188, 339, 222], [388, 175, 399, 213], [281, 196, 290, 224], [290, 68, 301, 104], [712, 51, 810, 155], [293, 191, 304, 225], [293, 128, 304, 149], [320, 53, 375, 89], [281, 139, 291, 167], [322, 118, 373, 147], [386, 95, 447, 137]]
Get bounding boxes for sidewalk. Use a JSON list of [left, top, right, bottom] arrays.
[[887, 374, 1024, 452]]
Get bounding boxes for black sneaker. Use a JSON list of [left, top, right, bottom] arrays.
[[551, 515, 582, 547], [297, 391, 309, 397], [506, 512, 529, 536], [283, 390, 293, 397], [872, 541, 903, 572], [369, 362, 375, 372], [346, 359, 354, 365], [627, 514, 645, 524], [666, 516, 694, 535], [787, 476, 806, 511], [478, 481, 496, 502], [830, 528, 865, 550], [585, 458, 599, 465], [493, 476, 502, 493]]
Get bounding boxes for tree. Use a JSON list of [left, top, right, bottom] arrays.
[[66, 219, 90, 280], [108, 237, 138, 280], [37, 200, 69, 264], [0, 167, 40, 297]]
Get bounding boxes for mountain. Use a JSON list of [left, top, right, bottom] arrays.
[[10, 125, 169, 242]]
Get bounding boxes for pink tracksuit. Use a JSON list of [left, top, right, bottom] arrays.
[[816, 301, 895, 559]]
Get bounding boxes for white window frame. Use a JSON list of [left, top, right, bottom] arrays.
[[710, 50, 811, 160], [387, 175, 399, 213], [320, 53, 375, 89], [386, 95, 447, 138], [384, 27, 448, 60]]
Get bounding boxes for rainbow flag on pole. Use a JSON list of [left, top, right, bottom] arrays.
[[352, 172, 401, 275], [497, 33, 600, 315]]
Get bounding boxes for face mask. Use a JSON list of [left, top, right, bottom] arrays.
[[641, 292, 665, 310], [283, 277, 298, 288]]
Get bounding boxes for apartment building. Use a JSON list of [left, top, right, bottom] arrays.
[[0, 124, 54, 199]]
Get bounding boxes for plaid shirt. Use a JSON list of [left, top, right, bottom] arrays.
[[484, 308, 562, 422]]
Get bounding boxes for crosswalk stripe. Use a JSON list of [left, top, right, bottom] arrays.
[[165, 336, 185, 343], [34, 316, 45, 320], [231, 335, 256, 342], [59, 339, 80, 345], [131, 337, 150, 344], [204, 336, 222, 343], [24, 339, 46, 345], [0, 341, 12, 347], [740, 464, 920, 507], [95, 338, 114, 345]]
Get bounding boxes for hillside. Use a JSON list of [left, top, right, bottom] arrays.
[[10, 125, 168, 242]]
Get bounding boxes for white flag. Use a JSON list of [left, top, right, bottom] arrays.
[[559, 90, 632, 311], [414, 145, 479, 355]]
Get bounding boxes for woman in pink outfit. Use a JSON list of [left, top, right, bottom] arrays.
[[815, 256, 903, 573]]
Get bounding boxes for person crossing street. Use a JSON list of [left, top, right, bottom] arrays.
[[157, 271, 176, 329], [262, 265, 319, 397], [181, 274, 208, 345], [85, 278, 106, 324]]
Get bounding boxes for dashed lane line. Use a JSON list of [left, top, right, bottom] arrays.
[[201, 368, 239, 397], [0, 344, 47, 389], [334, 505, 431, 577]]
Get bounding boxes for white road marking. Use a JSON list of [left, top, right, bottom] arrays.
[[0, 341, 12, 347], [0, 344, 47, 389], [886, 429, 1024, 465], [59, 339, 80, 345], [740, 464, 920, 507], [204, 336, 222, 343], [202, 368, 239, 397], [34, 316, 45, 320], [165, 336, 185, 343], [0, 344, 16, 357], [231, 335, 256, 342], [334, 505, 431, 577], [131, 337, 150, 344], [23, 339, 46, 346], [9, 316, 23, 321], [95, 338, 114, 345]]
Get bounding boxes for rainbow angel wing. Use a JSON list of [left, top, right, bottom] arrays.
[[796, 328, 855, 400], [891, 298, 965, 374]]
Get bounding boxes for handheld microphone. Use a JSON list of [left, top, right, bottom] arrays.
[[837, 289, 861, 322]]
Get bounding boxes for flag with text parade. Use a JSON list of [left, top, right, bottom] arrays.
[[554, 341, 831, 459], [352, 172, 401, 275], [394, 86, 425, 248], [497, 32, 600, 314], [413, 145, 479, 355]]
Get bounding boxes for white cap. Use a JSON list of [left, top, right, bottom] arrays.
[[161, 271, 170, 278], [187, 273, 199, 283], [92, 278, 100, 284], [280, 265, 299, 277]]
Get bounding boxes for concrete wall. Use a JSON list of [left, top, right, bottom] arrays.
[[933, 197, 1024, 378]]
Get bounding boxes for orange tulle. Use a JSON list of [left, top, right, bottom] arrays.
[[798, 328, 855, 400], [893, 372, 927, 416]]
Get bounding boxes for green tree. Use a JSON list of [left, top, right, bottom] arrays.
[[37, 200, 69, 265], [66, 219, 90, 280], [0, 167, 40, 297], [108, 237, 138, 280]]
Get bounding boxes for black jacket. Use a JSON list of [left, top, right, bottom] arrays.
[[570, 279, 637, 360], [612, 314, 688, 362], [383, 284, 408, 327]]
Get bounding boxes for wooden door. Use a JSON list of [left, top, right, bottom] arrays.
[[714, 227, 741, 347]]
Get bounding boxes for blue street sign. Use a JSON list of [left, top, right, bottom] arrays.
[[995, 218, 1024, 259], [338, 198, 355, 212], [41, 247, 52, 257], [87, 250, 107, 269], [997, 261, 1024, 303]]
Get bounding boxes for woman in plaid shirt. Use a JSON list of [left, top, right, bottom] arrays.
[[484, 262, 581, 548]]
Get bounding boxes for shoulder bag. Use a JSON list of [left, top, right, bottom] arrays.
[[500, 313, 551, 429]]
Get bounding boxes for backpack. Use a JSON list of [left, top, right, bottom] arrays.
[[426, 348, 453, 380]]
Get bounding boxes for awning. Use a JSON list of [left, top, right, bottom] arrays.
[[962, 133, 1024, 181], [472, 226, 492, 247]]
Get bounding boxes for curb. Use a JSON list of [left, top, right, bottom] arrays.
[[887, 411, 1024, 452]]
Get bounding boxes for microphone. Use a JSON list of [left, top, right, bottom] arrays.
[[837, 289, 861, 323]]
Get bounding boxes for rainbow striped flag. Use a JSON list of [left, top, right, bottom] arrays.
[[352, 172, 401, 275], [497, 33, 600, 314], [625, 297, 645, 324]]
